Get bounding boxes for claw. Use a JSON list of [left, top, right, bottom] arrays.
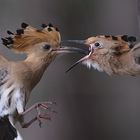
[[21, 101, 56, 128], [40, 104, 49, 110], [52, 110, 57, 114], [37, 115, 42, 127], [39, 114, 51, 120]]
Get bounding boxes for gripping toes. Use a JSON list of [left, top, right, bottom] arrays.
[[35, 101, 57, 127]]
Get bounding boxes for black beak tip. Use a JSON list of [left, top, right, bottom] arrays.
[[61, 40, 90, 55], [65, 67, 74, 73]]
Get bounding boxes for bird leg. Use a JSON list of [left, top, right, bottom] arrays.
[[19, 101, 56, 128]]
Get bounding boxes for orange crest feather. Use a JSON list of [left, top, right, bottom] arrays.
[[2, 23, 61, 53]]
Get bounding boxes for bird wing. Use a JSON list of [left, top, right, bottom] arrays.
[[0, 58, 17, 140], [0, 56, 10, 85], [0, 116, 17, 140], [1, 22, 61, 53]]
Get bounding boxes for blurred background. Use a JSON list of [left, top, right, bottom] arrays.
[[0, 0, 140, 140]]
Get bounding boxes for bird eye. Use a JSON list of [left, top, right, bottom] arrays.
[[43, 44, 51, 50], [94, 42, 100, 47], [94, 42, 103, 48]]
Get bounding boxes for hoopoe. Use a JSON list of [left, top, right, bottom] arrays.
[[65, 35, 140, 76], [0, 22, 85, 140]]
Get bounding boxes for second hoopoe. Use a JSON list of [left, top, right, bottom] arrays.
[[0, 23, 85, 140], [65, 35, 140, 76]]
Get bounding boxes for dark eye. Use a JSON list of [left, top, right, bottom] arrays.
[[91, 41, 103, 49], [94, 42, 100, 47], [43, 44, 51, 50]]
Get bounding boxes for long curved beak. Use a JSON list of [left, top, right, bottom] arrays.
[[52, 40, 90, 55], [60, 40, 90, 54], [60, 40, 91, 72], [52, 47, 88, 55], [66, 49, 93, 72]]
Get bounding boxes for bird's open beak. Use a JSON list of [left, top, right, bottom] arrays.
[[52, 47, 88, 55], [61, 40, 89, 53], [59, 40, 92, 72], [52, 40, 90, 55]]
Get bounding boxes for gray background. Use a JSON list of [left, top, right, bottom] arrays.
[[0, 0, 140, 140]]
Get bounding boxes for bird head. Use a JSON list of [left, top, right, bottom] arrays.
[[1, 23, 86, 59], [65, 35, 137, 75]]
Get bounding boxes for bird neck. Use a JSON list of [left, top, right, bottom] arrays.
[[25, 53, 55, 69], [24, 53, 56, 89]]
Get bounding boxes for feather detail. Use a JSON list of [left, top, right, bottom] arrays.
[[0, 116, 17, 140], [2, 23, 61, 53]]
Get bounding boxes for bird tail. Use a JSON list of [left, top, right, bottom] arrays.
[[0, 116, 17, 140]]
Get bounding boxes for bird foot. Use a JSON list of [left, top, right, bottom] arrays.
[[20, 101, 57, 128], [34, 101, 57, 127]]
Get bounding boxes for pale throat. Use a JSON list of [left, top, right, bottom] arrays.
[[23, 53, 56, 89], [25, 53, 56, 75], [82, 59, 103, 72]]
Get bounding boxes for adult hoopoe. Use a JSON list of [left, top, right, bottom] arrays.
[[0, 22, 85, 140], [65, 35, 140, 76]]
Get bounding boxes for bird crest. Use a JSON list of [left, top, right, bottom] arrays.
[[86, 35, 137, 45], [85, 35, 137, 54], [1, 22, 61, 53]]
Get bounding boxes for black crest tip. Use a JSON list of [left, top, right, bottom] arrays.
[[1, 38, 6, 42], [16, 29, 24, 35], [6, 37, 13, 43], [105, 35, 110, 38], [55, 27, 59, 32], [48, 23, 53, 27], [41, 24, 47, 28], [1, 37, 14, 45], [112, 36, 118, 40], [128, 36, 137, 42], [7, 30, 14, 35], [21, 22, 29, 28], [121, 35, 128, 42], [1, 38, 7, 43], [6, 37, 12, 40], [1, 38, 8, 46]]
